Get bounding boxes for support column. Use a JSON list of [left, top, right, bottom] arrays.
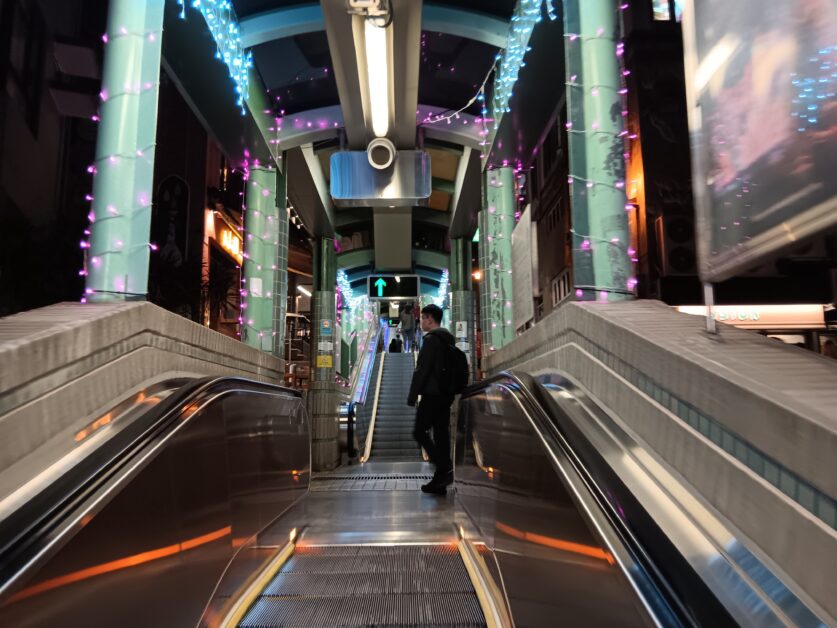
[[479, 167, 515, 353], [563, 0, 633, 301], [309, 237, 339, 471], [85, 0, 165, 302], [242, 167, 279, 351], [450, 237, 476, 378], [272, 162, 289, 357]]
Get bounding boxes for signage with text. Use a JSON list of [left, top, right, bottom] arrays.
[[676, 305, 825, 330], [366, 275, 419, 300]]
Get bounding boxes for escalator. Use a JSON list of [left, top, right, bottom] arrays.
[[367, 353, 421, 461], [0, 372, 819, 627]]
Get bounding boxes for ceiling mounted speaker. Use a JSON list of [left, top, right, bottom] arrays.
[[367, 137, 395, 170]]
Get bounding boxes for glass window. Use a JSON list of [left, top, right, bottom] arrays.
[[653, 0, 684, 21]]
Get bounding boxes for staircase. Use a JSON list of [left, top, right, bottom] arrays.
[[371, 353, 422, 461]]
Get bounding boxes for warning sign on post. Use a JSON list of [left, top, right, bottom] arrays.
[[316, 355, 333, 369], [455, 321, 467, 338]]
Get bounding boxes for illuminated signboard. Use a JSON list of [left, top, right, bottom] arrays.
[[214, 214, 243, 266], [676, 305, 825, 330], [366, 275, 419, 300]]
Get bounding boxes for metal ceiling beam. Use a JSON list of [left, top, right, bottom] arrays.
[[286, 145, 335, 237], [240, 4, 325, 48], [273, 105, 343, 152], [419, 106, 485, 151], [448, 147, 481, 238], [320, 0, 367, 148], [422, 4, 507, 48], [240, 3, 507, 49], [391, 0, 423, 148]]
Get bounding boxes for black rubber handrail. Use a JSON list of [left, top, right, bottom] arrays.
[[461, 372, 735, 627], [0, 377, 300, 598]]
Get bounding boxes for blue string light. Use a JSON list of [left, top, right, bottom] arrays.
[[337, 269, 366, 312], [430, 268, 450, 309], [791, 45, 835, 133], [491, 0, 559, 131], [178, 0, 253, 114]]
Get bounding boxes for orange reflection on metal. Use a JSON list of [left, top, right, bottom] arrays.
[[6, 526, 232, 604], [496, 521, 613, 564], [73, 412, 113, 442], [231, 537, 248, 548]]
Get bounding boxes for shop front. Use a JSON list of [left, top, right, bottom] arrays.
[[202, 209, 243, 339], [676, 304, 836, 356]]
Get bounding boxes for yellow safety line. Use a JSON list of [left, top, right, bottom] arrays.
[[458, 539, 513, 628], [361, 352, 386, 462], [219, 541, 295, 628]]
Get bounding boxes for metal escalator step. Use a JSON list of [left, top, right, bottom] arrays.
[[241, 593, 485, 627], [242, 545, 486, 627]]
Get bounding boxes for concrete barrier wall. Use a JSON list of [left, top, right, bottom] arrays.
[[0, 302, 284, 481], [484, 300, 837, 618]]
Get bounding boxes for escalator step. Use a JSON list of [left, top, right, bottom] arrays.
[[242, 545, 486, 627]]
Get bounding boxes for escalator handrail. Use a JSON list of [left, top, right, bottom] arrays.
[[0, 377, 301, 600], [460, 372, 704, 627], [354, 322, 385, 406]]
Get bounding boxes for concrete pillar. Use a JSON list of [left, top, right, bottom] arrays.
[[563, 0, 634, 301], [309, 237, 339, 471], [479, 167, 515, 353], [272, 162, 289, 357], [85, 0, 165, 302], [242, 167, 278, 351], [450, 237, 477, 378]]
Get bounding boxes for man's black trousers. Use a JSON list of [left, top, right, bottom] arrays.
[[413, 394, 453, 476]]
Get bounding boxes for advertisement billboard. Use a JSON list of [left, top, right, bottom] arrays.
[[682, 0, 837, 282]]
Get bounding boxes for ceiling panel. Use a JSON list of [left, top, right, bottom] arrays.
[[428, 189, 451, 211]]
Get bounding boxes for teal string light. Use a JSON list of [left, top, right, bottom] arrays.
[[337, 269, 365, 311], [177, 0, 253, 113], [490, 0, 559, 132], [431, 268, 450, 309]]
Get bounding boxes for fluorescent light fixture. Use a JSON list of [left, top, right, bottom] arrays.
[[395, 275, 401, 283], [297, 286, 312, 297], [364, 19, 389, 137]]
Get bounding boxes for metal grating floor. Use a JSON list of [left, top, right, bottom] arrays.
[[240, 545, 486, 627], [310, 475, 433, 492]]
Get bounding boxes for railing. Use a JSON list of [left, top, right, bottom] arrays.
[[351, 319, 383, 407]]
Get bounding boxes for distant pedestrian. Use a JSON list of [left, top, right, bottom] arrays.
[[388, 334, 403, 353], [408, 304, 456, 495], [400, 304, 416, 352]]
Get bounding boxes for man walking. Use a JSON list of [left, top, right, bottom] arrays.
[[407, 304, 455, 495]]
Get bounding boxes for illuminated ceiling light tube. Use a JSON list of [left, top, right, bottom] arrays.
[[364, 19, 389, 137], [297, 286, 312, 297]]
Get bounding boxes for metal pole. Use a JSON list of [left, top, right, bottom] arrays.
[[703, 282, 717, 334]]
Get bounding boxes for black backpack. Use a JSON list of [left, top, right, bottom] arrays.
[[441, 342, 470, 395]]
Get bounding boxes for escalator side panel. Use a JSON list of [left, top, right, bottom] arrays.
[[455, 382, 657, 628], [0, 388, 308, 628]]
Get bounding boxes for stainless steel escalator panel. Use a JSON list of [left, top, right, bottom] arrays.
[[533, 371, 830, 628], [241, 544, 486, 628], [0, 382, 308, 628], [455, 380, 661, 628]]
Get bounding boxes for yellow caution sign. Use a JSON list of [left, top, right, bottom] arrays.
[[316, 355, 333, 368]]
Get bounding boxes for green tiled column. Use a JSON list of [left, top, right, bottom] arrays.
[[85, 0, 165, 301], [563, 0, 633, 301], [242, 167, 279, 351], [479, 167, 515, 352], [272, 162, 289, 358], [450, 237, 476, 376], [310, 237, 339, 471]]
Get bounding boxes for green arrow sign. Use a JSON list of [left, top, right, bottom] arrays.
[[374, 277, 387, 297]]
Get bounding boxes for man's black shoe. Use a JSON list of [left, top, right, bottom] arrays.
[[421, 480, 447, 495], [433, 469, 454, 487]]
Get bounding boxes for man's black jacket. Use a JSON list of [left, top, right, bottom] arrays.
[[407, 327, 456, 405]]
